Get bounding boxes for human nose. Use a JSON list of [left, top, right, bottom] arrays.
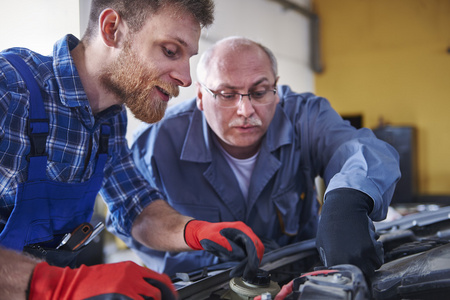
[[236, 94, 255, 117], [170, 62, 192, 87]]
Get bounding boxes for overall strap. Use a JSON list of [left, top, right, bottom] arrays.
[[2, 53, 49, 180], [98, 124, 111, 155], [95, 123, 111, 174]]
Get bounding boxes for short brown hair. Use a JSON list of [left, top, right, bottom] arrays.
[[82, 0, 214, 43]]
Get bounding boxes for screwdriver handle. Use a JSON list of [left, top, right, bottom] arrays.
[[63, 223, 93, 251]]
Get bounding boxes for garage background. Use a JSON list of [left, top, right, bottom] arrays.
[[1, 0, 448, 202]]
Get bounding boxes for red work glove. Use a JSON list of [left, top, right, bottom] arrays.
[[28, 261, 177, 300], [184, 220, 264, 279]]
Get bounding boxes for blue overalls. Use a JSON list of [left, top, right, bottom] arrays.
[[0, 53, 109, 267]]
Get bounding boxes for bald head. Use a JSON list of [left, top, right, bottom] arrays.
[[196, 36, 278, 85]]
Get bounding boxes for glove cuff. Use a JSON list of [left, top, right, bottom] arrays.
[[325, 188, 374, 214], [183, 219, 206, 250], [28, 262, 66, 299]]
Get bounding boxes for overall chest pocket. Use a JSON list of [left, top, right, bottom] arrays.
[[46, 159, 96, 183]]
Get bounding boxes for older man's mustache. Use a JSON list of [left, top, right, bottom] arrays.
[[229, 117, 262, 127]]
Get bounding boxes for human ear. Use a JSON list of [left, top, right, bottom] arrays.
[[99, 9, 122, 47], [274, 76, 281, 105], [196, 82, 204, 111]]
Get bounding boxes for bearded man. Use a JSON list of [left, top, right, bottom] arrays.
[[0, 1, 264, 299]]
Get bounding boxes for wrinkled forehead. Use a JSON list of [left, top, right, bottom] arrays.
[[207, 44, 274, 87]]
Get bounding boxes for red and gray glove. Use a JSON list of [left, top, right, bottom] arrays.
[[184, 220, 264, 278], [27, 261, 177, 300]]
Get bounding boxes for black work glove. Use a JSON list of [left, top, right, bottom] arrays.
[[184, 220, 264, 279], [316, 188, 384, 277]]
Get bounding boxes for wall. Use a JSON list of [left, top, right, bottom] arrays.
[[0, 0, 314, 146], [313, 0, 450, 195], [0, 1, 81, 54], [126, 0, 314, 142]]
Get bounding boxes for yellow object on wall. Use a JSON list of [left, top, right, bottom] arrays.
[[313, 0, 450, 195]]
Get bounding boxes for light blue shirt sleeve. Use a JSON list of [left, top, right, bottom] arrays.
[[294, 92, 400, 221]]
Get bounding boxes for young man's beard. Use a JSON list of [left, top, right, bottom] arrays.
[[99, 41, 179, 123]]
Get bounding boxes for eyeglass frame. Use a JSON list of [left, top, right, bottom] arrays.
[[199, 81, 278, 108]]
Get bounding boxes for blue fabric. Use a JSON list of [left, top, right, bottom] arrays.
[[0, 35, 165, 241], [0, 53, 109, 251], [125, 85, 401, 275], [1, 53, 47, 121], [316, 188, 384, 277]]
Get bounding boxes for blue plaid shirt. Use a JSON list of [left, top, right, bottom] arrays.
[[0, 35, 165, 236]]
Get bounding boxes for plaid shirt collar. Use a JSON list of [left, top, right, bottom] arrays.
[[53, 34, 123, 123], [52, 34, 89, 109]]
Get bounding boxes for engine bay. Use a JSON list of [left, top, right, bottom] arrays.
[[173, 205, 450, 300]]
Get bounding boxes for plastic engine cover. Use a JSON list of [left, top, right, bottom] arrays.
[[371, 243, 450, 300]]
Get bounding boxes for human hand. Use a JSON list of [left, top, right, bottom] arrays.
[[315, 188, 384, 277], [184, 220, 264, 278], [28, 261, 177, 300]]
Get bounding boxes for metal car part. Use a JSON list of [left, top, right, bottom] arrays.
[[174, 206, 450, 300]]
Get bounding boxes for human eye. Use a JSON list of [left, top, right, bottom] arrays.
[[218, 93, 239, 101], [163, 45, 178, 58], [251, 89, 268, 99]]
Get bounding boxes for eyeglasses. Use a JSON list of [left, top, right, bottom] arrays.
[[200, 82, 277, 108]]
